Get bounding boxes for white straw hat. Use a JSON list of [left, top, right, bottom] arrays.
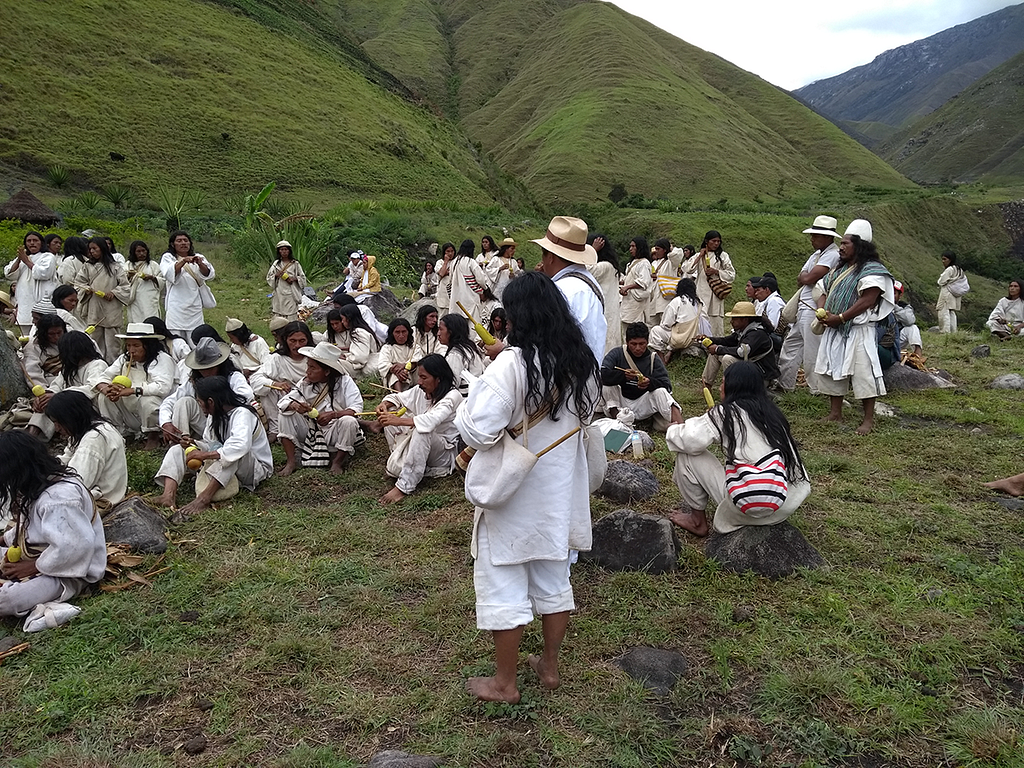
[[530, 216, 597, 265], [802, 215, 840, 237]]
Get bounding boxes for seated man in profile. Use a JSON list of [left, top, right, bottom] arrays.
[[601, 323, 683, 431], [700, 301, 779, 387]]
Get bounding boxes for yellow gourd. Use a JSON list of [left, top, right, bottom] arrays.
[[701, 337, 713, 348], [308, 407, 319, 419], [84, 325, 96, 335], [185, 445, 202, 470], [816, 308, 827, 320], [94, 290, 106, 298], [112, 375, 133, 388], [6, 546, 21, 563], [703, 387, 715, 410], [32, 385, 46, 397]]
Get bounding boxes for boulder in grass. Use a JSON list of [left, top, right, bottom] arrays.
[[611, 647, 688, 695], [584, 509, 679, 574], [971, 345, 991, 358], [597, 460, 659, 502], [358, 289, 404, 324], [990, 373, 1024, 390], [103, 497, 168, 554], [369, 751, 443, 768], [704, 521, 822, 579], [0, 337, 30, 411], [883, 362, 955, 391]]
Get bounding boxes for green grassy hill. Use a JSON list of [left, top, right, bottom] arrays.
[[880, 50, 1024, 186], [0, 0, 516, 205]]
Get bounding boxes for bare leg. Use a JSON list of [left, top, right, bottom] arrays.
[[362, 418, 384, 434], [667, 507, 709, 537], [856, 398, 875, 435], [278, 437, 297, 476], [380, 486, 406, 504], [528, 610, 569, 690], [154, 477, 179, 508], [825, 395, 844, 422], [670, 404, 683, 424], [467, 625, 524, 703], [172, 478, 221, 522], [984, 472, 1024, 496], [142, 433, 161, 450]]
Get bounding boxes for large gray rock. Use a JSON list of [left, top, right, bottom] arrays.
[[104, 497, 168, 554], [704, 522, 822, 579], [883, 363, 955, 391], [0, 336, 29, 410], [597, 460, 659, 503], [358, 289, 404, 323], [611, 647, 688, 695], [971, 345, 991, 358], [991, 374, 1024, 390], [368, 751, 442, 768], [583, 509, 679, 574]]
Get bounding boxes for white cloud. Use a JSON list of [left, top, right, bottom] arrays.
[[606, 0, 1020, 90]]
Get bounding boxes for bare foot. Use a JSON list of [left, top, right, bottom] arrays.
[[667, 508, 709, 537], [142, 434, 161, 450], [277, 462, 296, 477], [528, 654, 560, 690], [268, 432, 278, 445], [329, 453, 349, 474], [175, 497, 210, 521], [823, 414, 843, 423], [152, 494, 176, 508], [363, 419, 384, 435], [466, 676, 520, 704], [380, 487, 406, 504], [855, 419, 873, 435], [984, 476, 1024, 496]]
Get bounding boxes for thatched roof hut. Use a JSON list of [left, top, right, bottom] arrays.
[[0, 189, 60, 226]]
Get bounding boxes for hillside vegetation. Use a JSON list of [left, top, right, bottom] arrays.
[[793, 2, 1024, 148], [880, 50, 1024, 186]]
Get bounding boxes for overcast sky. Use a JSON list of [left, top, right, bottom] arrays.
[[608, 0, 1019, 90]]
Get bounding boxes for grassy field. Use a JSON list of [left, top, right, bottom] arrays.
[[1, 230, 1023, 767]]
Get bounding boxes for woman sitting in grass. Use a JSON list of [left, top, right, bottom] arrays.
[[439, 313, 485, 395], [250, 321, 315, 443], [225, 317, 271, 378], [986, 279, 1024, 340], [376, 317, 416, 391], [0, 431, 106, 620], [50, 285, 88, 333], [327, 305, 380, 380], [375, 353, 462, 504], [412, 304, 445, 360], [154, 375, 273, 521], [277, 342, 364, 476], [28, 329, 106, 441], [666, 362, 810, 537]]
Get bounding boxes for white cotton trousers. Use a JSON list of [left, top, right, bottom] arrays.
[[778, 311, 824, 393], [601, 386, 679, 431], [384, 426, 456, 495], [938, 309, 957, 333], [0, 575, 71, 617], [259, 391, 283, 435], [473, 518, 574, 631], [900, 325, 923, 350], [278, 412, 360, 456], [155, 443, 264, 492], [93, 326, 120, 363], [98, 393, 162, 435], [814, 324, 886, 400], [171, 397, 207, 438], [701, 353, 740, 386]]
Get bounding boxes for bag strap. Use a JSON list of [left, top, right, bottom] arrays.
[[553, 269, 605, 310], [622, 346, 653, 378]]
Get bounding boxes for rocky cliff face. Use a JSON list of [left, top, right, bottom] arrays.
[[792, 3, 1024, 146]]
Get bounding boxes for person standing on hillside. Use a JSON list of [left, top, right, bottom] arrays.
[[681, 230, 735, 336], [777, 216, 842, 394], [267, 239, 307, 322], [447, 239, 491, 339], [161, 230, 215, 348], [936, 250, 966, 333], [586, 233, 621, 354], [5, 231, 58, 334], [648, 238, 677, 326], [619, 236, 653, 338]]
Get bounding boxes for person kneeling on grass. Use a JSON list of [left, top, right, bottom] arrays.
[[374, 353, 462, 504], [0, 431, 107, 619], [600, 322, 682, 430], [154, 376, 272, 521], [666, 362, 810, 537], [277, 342, 364, 476]]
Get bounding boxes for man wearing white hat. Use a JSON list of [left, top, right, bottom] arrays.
[[267, 240, 306, 322], [532, 216, 607, 362], [777, 215, 842, 394]]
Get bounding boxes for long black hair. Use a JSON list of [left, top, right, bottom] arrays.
[[675, 277, 700, 306], [44, 390, 108, 446], [189, 356, 239, 384], [63, 236, 89, 263], [144, 316, 183, 355], [226, 322, 254, 346], [129, 336, 166, 373], [454, 238, 476, 266], [0, 431, 76, 528], [52, 284, 77, 309], [190, 324, 224, 345], [326, 308, 344, 344], [44, 233, 63, 254], [588, 233, 620, 273], [415, 304, 438, 338], [127, 240, 151, 263], [22, 231, 44, 252], [701, 230, 723, 256], [87, 236, 116, 275], [338, 304, 379, 349], [417, 353, 455, 402], [275, 321, 314, 356], [489, 306, 507, 340], [168, 230, 195, 258], [503, 271, 599, 420], [194, 376, 259, 445], [58, 331, 103, 386], [849, 235, 883, 275], [717, 362, 806, 482], [630, 236, 650, 262], [440, 313, 482, 367], [34, 313, 66, 349], [385, 317, 414, 347]]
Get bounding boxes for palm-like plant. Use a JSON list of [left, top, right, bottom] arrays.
[[155, 186, 186, 230], [76, 191, 102, 211], [100, 183, 134, 209], [241, 182, 276, 229], [45, 165, 71, 188]]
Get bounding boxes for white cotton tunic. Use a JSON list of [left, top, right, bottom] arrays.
[[619, 258, 652, 325], [455, 347, 595, 565], [266, 259, 307, 320], [50, 358, 108, 401], [4, 252, 58, 327], [126, 261, 165, 324], [587, 261, 621, 355], [201, 407, 274, 490], [250, 354, 308, 396], [60, 421, 128, 505], [987, 297, 1024, 331], [412, 329, 445, 362], [160, 252, 216, 330], [681, 250, 737, 327], [484, 253, 521, 301], [332, 327, 379, 378], [158, 370, 254, 425], [377, 343, 416, 389], [382, 386, 463, 449], [230, 334, 272, 374], [553, 265, 607, 363], [936, 265, 963, 312], [447, 257, 491, 333], [649, 255, 678, 318]]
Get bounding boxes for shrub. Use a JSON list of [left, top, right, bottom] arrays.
[[76, 191, 102, 211], [45, 165, 71, 188], [100, 183, 135, 209]]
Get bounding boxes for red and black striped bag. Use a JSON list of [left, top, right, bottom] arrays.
[[724, 449, 788, 514]]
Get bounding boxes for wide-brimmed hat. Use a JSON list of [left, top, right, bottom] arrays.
[[225, 317, 244, 332], [116, 322, 165, 339], [531, 216, 597, 265], [845, 219, 873, 243], [299, 342, 354, 376], [802, 215, 840, 238], [185, 337, 231, 370], [276, 240, 292, 249], [725, 301, 759, 318], [268, 316, 290, 332], [499, 237, 516, 248], [0, 291, 12, 309]]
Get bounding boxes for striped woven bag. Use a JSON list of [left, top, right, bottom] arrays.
[[724, 449, 788, 514]]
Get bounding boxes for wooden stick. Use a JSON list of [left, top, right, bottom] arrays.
[[800, 299, 820, 312], [0, 642, 30, 662], [365, 381, 397, 392], [535, 426, 581, 458]]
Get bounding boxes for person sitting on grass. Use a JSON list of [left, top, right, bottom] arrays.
[[250, 321, 316, 443], [45, 390, 127, 509], [0, 430, 106, 619], [376, 317, 416, 392], [666, 362, 810, 537], [986, 279, 1024, 340], [648, 278, 710, 364], [699, 301, 779, 388], [277, 342, 364, 476], [327, 305, 380, 380], [892, 281, 923, 355], [154, 376, 272, 521], [439, 313, 486, 395], [374, 353, 462, 505], [600, 322, 682, 430], [225, 317, 271, 378]]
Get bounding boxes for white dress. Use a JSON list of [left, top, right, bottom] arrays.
[[126, 261, 165, 324], [681, 251, 737, 335], [160, 252, 215, 332], [4, 252, 58, 328], [587, 261, 621, 355], [619, 258, 652, 325]]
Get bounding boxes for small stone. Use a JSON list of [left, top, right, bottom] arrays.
[[991, 374, 1024, 390], [194, 699, 214, 712], [368, 751, 443, 768], [179, 611, 200, 622], [583, 509, 679, 574], [922, 588, 944, 602], [182, 736, 207, 755], [971, 345, 991, 358], [874, 402, 897, 418], [884, 363, 955, 391], [994, 497, 1024, 512], [919, 685, 938, 697], [597, 460, 660, 503], [732, 605, 755, 623], [612, 647, 688, 694], [971, 427, 982, 434], [0, 636, 19, 654]]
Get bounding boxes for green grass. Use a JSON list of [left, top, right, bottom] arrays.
[[2, 229, 1024, 766]]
